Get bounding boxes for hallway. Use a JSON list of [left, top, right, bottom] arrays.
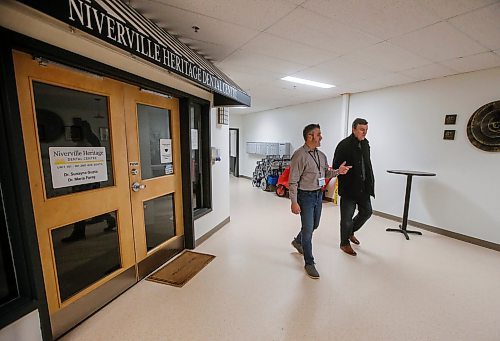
[[61, 177, 500, 340]]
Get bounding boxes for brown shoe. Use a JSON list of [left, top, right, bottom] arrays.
[[349, 235, 360, 245], [340, 244, 357, 256]]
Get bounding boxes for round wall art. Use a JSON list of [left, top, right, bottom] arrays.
[[466, 100, 500, 152]]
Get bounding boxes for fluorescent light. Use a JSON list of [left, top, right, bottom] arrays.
[[281, 76, 335, 89]]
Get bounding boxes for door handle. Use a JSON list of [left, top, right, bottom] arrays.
[[131, 182, 146, 192]]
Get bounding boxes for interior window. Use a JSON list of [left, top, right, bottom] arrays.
[[189, 102, 211, 216]]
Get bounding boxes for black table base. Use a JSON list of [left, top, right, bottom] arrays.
[[386, 170, 436, 240], [386, 224, 422, 240]]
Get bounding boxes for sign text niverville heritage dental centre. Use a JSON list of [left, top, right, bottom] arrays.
[[18, 0, 250, 106]]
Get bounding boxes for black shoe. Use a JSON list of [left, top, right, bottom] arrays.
[[304, 264, 320, 279], [61, 234, 86, 243], [291, 239, 303, 255]]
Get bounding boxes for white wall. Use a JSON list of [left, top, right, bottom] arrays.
[[349, 67, 500, 243], [236, 97, 344, 178], [235, 68, 500, 244], [194, 108, 230, 240]]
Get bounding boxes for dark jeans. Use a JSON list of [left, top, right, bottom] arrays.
[[295, 189, 323, 265], [340, 193, 372, 246]]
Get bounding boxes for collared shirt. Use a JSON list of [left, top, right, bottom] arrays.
[[289, 144, 336, 204]]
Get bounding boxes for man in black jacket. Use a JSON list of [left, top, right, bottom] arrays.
[[333, 118, 374, 256]]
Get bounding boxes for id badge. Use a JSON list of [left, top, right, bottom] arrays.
[[318, 177, 325, 186]]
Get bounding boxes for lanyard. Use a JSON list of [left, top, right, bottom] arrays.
[[308, 150, 321, 173]]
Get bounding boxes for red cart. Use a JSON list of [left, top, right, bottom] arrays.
[[275, 166, 332, 197]]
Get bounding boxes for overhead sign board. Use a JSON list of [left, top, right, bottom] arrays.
[[18, 0, 251, 107]]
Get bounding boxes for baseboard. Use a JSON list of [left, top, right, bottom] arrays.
[[195, 216, 230, 246], [239, 175, 252, 180], [373, 210, 500, 252]]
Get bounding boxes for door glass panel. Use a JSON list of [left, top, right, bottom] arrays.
[[144, 194, 175, 251], [33, 82, 114, 198], [137, 104, 172, 179], [51, 211, 120, 301]]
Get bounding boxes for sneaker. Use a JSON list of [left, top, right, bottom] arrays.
[[304, 264, 320, 279], [291, 239, 303, 255]]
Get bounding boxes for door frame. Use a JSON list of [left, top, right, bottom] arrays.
[[1, 27, 205, 338], [0, 35, 51, 340]]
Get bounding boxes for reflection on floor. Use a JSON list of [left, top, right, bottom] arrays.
[[61, 177, 500, 341]]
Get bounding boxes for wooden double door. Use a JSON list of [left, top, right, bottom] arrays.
[[13, 50, 184, 337]]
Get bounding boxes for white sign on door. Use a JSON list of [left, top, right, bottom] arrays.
[[191, 129, 198, 150], [160, 138, 172, 163], [49, 147, 108, 188]]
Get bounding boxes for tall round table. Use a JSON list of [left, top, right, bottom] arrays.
[[386, 170, 436, 240]]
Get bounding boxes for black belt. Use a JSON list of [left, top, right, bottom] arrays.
[[298, 188, 322, 193]]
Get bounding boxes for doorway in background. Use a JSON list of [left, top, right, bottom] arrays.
[[229, 128, 239, 177]]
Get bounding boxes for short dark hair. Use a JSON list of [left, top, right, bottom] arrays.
[[303, 124, 320, 140], [352, 118, 368, 129]]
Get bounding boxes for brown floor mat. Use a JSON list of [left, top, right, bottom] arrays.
[[146, 250, 215, 287]]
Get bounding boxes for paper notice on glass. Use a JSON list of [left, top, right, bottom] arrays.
[[49, 147, 107, 188], [191, 129, 198, 150], [160, 138, 172, 163]]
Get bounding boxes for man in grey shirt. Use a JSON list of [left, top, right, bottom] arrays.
[[290, 124, 351, 279]]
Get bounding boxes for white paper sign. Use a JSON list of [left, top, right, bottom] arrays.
[[191, 129, 198, 150], [160, 139, 172, 163], [49, 147, 108, 188]]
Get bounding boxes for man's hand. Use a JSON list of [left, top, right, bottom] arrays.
[[291, 202, 301, 214], [338, 161, 352, 175]]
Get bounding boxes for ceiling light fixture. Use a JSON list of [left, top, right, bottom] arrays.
[[281, 76, 335, 89]]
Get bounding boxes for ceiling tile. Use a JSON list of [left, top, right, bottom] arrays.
[[215, 67, 283, 90], [449, 2, 500, 50], [240, 33, 336, 65], [337, 72, 416, 94], [289, 58, 386, 86], [132, 0, 298, 31], [131, 2, 258, 61], [344, 42, 432, 72], [217, 50, 306, 76], [177, 38, 236, 61], [419, 0, 498, 19], [128, 1, 500, 114], [265, 7, 381, 55], [389, 21, 487, 62], [440, 52, 500, 73], [399, 63, 457, 81], [302, 0, 440, 39]]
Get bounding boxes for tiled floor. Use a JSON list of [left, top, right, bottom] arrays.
[[61, 177, 500, 340]]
